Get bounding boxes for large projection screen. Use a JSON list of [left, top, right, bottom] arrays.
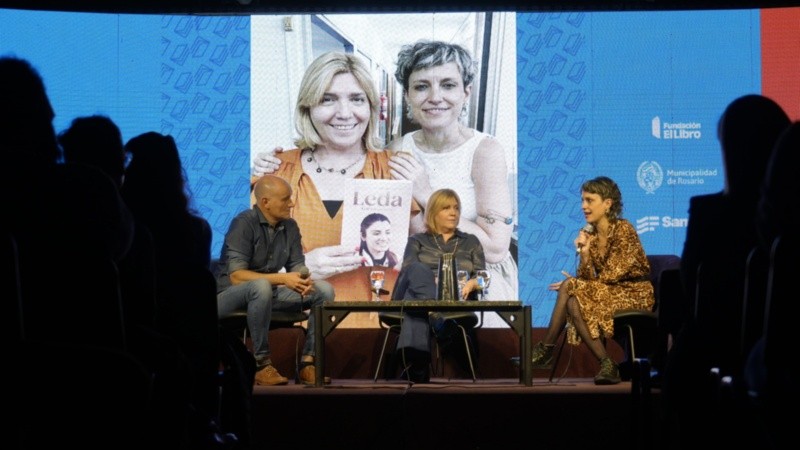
[[2, 7, 798, 326]]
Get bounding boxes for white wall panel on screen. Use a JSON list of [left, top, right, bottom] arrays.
[[251, 15, 313, 156]]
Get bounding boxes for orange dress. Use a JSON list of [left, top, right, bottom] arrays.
[[565, 219, 655, 345]]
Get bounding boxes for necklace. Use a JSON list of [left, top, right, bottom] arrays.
[[418, 126, 471, 153], [434, 234, 460, 301], [306, 148, 365, 175], [433, 234, 460, 255]]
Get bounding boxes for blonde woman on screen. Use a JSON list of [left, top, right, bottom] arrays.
[[250, 52, 418, 327]]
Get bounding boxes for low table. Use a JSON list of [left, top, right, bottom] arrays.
[[312, 300, 532, 387]]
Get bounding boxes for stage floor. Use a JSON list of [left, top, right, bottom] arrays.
[[251, 377, 661, 450], [253, 376, 633, 394]]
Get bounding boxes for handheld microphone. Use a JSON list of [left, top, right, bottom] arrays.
[[298, 267, 310, 301], [575, 223, 595, 254], [299, 267, 310, 279]]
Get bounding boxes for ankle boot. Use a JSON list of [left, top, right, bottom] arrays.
[[510, 341, 555, 368], [531, 341, 555, 369], [594, 357, 621, 385]]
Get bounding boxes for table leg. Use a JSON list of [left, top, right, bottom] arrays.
[[314, 304, 323, 387], [522, 305, 532, 386]]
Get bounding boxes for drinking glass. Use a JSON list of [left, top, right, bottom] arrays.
[[369, 269, 385, 301], [456, 270, 469, 301], [475, 269, 491, 300]]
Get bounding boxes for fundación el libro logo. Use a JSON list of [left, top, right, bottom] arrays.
[[651, 116, 702, 139]]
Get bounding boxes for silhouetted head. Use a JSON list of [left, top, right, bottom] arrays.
[[0, 55, 59, 163], [59, 115, 125, 188], [717, 94, 790, 198], [757, 121, 800, 249], [122, 132, 190, 221]]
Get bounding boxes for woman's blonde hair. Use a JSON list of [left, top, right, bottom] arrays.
[[294, 52, 381, 152], [424, 188, 461, 234]]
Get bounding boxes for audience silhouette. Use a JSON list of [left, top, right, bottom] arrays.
[[663, 94, 790, 449], [1, 56, 134, 263], [1, 55, 135, 347], [2, 56, 238, 449], [59, 114, 127, 188], [121, 131, 240, 447], [755, 121, 800, 252], [122, 132, 212, 269], [679, 94, 789, 371], [58, 114, 158, 330], [1, 55, 153, 448], [746, 121, 800, 450], [60, 117, 211, 448]]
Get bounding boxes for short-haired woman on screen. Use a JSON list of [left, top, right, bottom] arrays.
[[387, 40, 517, 327]]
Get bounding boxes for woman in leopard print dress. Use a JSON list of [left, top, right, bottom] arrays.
[[533, 176, 654, 385]]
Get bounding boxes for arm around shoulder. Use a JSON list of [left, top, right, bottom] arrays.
[[470, 137, 514, 261]]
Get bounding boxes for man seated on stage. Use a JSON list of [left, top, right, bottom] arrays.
[[216, 174, 335, 385]]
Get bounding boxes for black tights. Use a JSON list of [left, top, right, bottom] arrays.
[[541, 280, 608, 360]]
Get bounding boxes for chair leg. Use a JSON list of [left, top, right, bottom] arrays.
[[373, 325, 398, 382], [458, 325, 477, 382], [293, 326, 307, 383], [624, 324, 636, 364], [433, 338, 441, 377], [548, 326, 568, 382], [617, 323, 642, 384]]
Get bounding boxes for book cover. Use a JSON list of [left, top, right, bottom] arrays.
[[340, 178, 413, 273]]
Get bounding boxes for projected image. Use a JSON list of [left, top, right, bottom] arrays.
[[2, 7, 797, 327], [249, 12, 519, 328]]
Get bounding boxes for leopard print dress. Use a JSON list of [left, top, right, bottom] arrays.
[[565, 219, 655, 345]]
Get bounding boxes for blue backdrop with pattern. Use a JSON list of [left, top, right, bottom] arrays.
[[1, 8, 770, 325]]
